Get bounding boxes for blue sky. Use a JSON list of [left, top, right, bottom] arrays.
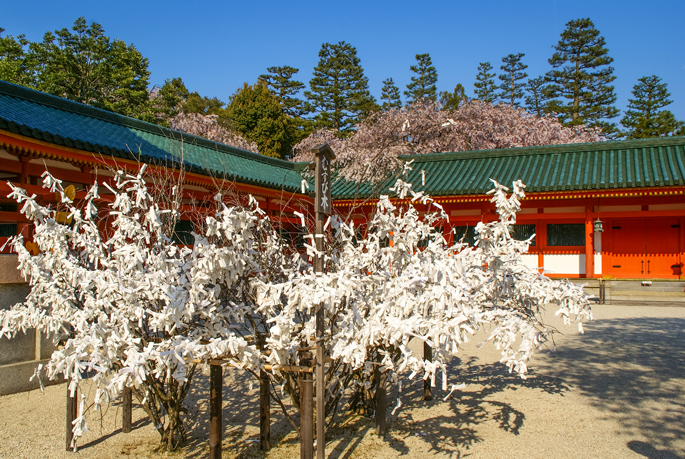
[[3, 0, 684, 123]]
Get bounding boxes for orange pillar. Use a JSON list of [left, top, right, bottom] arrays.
[[585, 207, 594, 278], [537, 220, 544, 273], [680, 217, 685, 279]]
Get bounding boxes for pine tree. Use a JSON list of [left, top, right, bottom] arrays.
[[149, 77, 189, 126], [474, 62, 498, 103], [305, 41, 378, 135], [546, 18, 619, 133], [182, 92, 225, 115], [621, 75, 683, 138], [224, 82, 292, 159], [380, 78, 402, 110], [524, 76, 549, 117], [405, 53, 438, 104], [498, 53, 528, 106], [0, 28, 32, 86], [26, 17, 151, 119], [259, 65, 311, 146], [440, 83, 468, 111], [258, 66, 306, 118]]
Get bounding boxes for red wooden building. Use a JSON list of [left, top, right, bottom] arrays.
[[1, 80, 684, 280], [333, 139, 685, 279]]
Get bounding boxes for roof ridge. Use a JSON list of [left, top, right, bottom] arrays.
[[400, 136, 685, 163], [0, 79, 296, 171]]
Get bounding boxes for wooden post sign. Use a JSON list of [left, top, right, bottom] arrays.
[[311, 144, 335, 459], [313, 144, 335, 216]]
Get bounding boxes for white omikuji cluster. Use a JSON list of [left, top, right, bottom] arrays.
[[257, 172, 592, 398], [0, 167, 592, 447]]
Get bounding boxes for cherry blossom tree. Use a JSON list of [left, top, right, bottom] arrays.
[[169, 112, 258, 153], [293, 100, 602, 184]]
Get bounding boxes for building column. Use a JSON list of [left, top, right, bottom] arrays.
[[585, 207, 594, 278]]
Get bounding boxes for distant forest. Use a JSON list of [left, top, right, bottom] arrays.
[[1, 17, 682, 159]]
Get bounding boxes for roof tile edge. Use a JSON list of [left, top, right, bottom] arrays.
[[0, 79, 297, 171]]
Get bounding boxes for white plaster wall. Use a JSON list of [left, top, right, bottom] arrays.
[[593, 232, 602, 275], [543, 254, 586, 275], [519, 254, 539, 271], [594, 253, 602, 275]]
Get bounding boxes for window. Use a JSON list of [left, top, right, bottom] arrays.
[[510, 224, 536, 246], [0, 203, 17, 212], [453, 226, 477, 246], [0, 224, 17, 237], [294, 226, 307, 249], [352, 226, 363, 247], [418, 227, 443, 248], [368, 227, 389, 248], [172, 220, 195, 246], [546, 223, 585, 246], [0, 203, 19, 237], [278, 228, 292, 246]]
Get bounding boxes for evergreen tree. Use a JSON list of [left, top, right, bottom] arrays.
[[258, 65, 306, 118], [440, 83, 468, 111], [474, 62, 498, 103], [380, 78, 402, 110], [0, 28, 32, 86], [26, 17, 151, 119], [405, 53, 438, 104], [621, 75, 683, 138], [498, 53, 528, 106], [259, 65, 311, 146], [305, 41, 378, 135], [149, 77, 189, 126], [224, 82, 292, 159], [182, 92, 225, 115], [546, 18, 619, 133], [524, 76, 549, 117]]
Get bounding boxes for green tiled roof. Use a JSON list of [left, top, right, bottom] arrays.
[[331, 136, 685, 199], [3, 80, 684, 199], [0, 80, 305, 192]]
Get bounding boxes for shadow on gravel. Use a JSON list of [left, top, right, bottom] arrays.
[[542, 317, 685, 456], [79, 418, 150, 450], [628, 440, 684, 459], [380, 356, 569, 457], [172, 354, 569, 458], [181, 369, 295, 458]]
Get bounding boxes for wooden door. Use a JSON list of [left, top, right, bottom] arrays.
[[611, 220, 646, 277], [645, 219, 681, 278]]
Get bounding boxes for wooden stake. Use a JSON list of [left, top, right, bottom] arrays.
[[315, 213, 326, 459], [300, 351, 313, 459], [312, 144, 334, 459], [260, 369, 270, 451], [375, 369, 387, 436], [122, 386, 132, 433], [209, 364, 222, 459], [423, 342, 433, 401], [66, 384, 78, 451]]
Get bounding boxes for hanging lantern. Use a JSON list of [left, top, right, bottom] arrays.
[[593, 218, 604, 233]]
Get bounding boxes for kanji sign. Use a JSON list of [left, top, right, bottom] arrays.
[[313, 144, 335, 215]]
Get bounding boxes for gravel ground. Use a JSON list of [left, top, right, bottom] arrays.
[[1, 303, 684, 459]]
